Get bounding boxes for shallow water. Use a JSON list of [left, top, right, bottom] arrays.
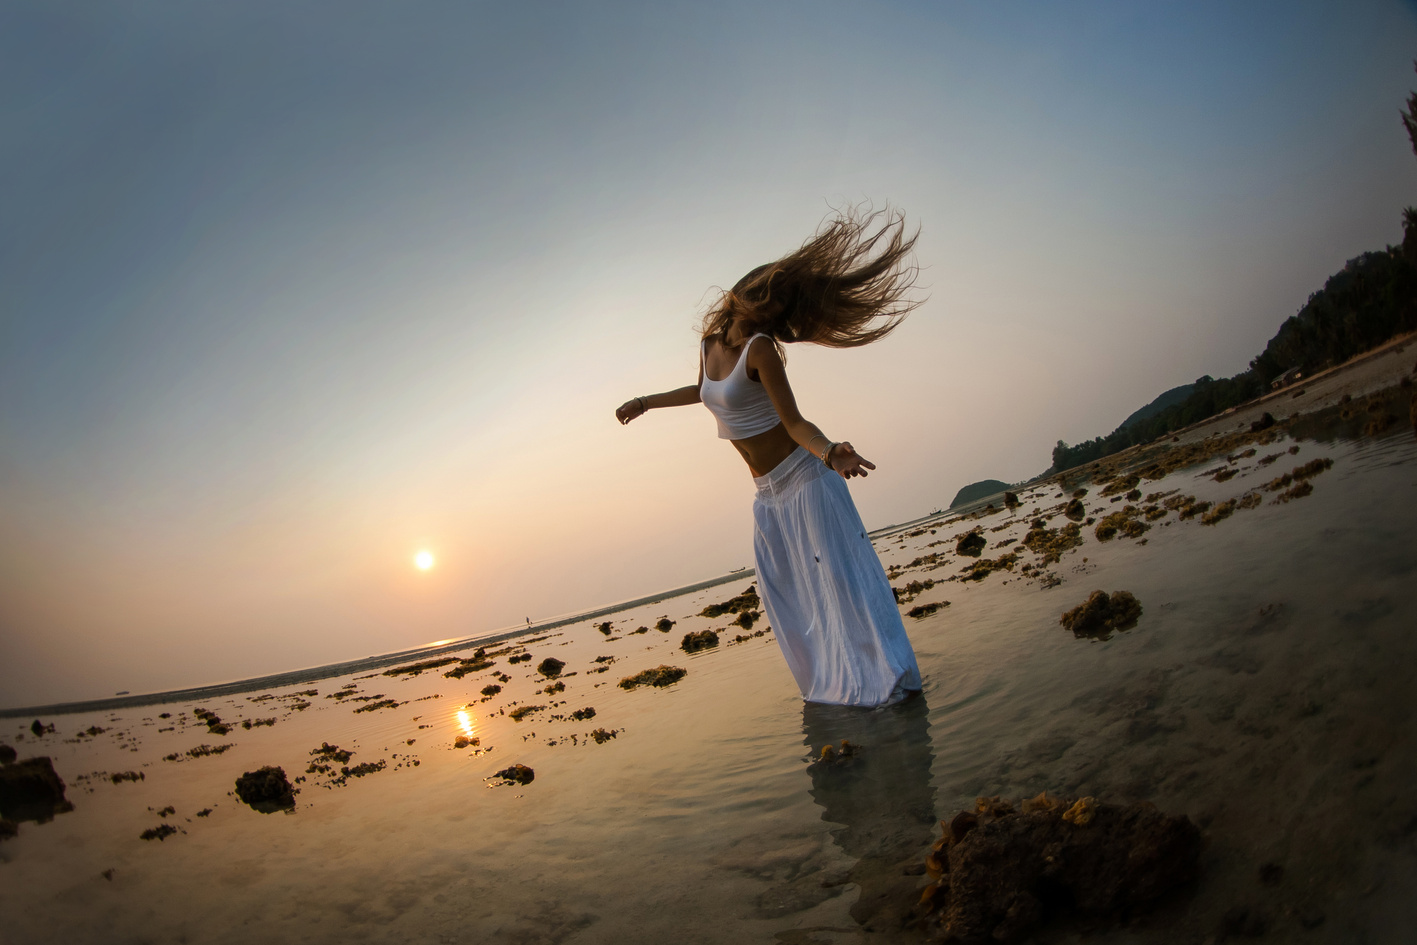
[[3, 422, 1416, 944]]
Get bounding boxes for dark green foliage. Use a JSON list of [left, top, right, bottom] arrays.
[[1250, 250, 1417, 382], [1052, 372, 1267, 473], [1402, 61, 1417, 158], [1116, 382, 1199, 431]]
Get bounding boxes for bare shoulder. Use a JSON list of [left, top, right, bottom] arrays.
[[748, 334, 783, 368]]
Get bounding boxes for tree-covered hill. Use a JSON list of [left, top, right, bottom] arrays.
[[949, 479, 1014, 509], [1049, 247, 1416, 475]]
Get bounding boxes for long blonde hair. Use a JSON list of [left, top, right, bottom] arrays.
[[701, 206, 921, 350]]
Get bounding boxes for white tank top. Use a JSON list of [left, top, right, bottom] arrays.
[[700, 334, 782, 439]]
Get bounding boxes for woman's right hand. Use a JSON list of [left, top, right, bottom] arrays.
[[827, 441, 876, 479], [616, 398, 647, 425]]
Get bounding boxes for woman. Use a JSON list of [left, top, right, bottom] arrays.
[[615, 208, 923, 707]]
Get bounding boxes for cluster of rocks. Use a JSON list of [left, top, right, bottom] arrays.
[[918, 793, 1200, 943]]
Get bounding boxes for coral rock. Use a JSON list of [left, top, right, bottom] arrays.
[[1059, 590, 1143, 640], [618, 665, 688, 690], [956, 530, 987, 557], [493, 764, 534, 785], [0, 756, 73, 823], [680, 630, 719, 653], [234, 766, 295, 813], [919, 795, 1201, 943], [1250, 411, 1276, 432]]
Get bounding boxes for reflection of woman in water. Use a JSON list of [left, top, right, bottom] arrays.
[[802, 696, 937, 928], [616, 208, 923, 707]]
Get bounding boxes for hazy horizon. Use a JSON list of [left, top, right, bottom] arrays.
[[4, 0, 1416, 706]]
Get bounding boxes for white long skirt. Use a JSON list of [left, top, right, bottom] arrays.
[[752, 447, 923, 707]]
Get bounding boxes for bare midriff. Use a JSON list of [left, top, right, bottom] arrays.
[[731, 422, 800, 478]]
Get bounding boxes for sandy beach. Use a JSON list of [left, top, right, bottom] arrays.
[[3, 341, 1416, 944]]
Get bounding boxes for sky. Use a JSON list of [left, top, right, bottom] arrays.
[[3, 0, 1415, 706]]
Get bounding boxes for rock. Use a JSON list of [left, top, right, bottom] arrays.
[[680, 630, 719, 653], [1004, 491, 1020, 509], [956, 530, 987, 557], [1023, 522, 1083, 565], [918, 794, 1201, 943], [536, 657, 565, 678], [444, 651, 494, 678], [597, 621, 613, 635], [234, 766, 295, 813], [618, 665, 688, 690], [655, 617, 676, 632], [493, 764, 534, 785], [0, 819, 16, 841], [1094, 507, 1149, 541], [29, 720, 54, 737], [140, 824, 179, 841], [1059, 590, 1143, 639], [1250, 411, 1275, 432], [699, 585, 760, 618], [1064, 498, 1085, 522], [0, 756, 73, 823], [0, 745, 15, 765], [310, 742, 353, 764]]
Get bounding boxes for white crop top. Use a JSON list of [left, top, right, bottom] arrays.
[[700, 334, 783, 439]]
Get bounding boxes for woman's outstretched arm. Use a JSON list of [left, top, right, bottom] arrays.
[[616, 384, 701, 424], [750, 339, 876, 479]]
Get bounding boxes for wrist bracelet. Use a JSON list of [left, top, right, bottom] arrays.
[[636, 396, 648, 413], [822, 442, 836, 467], [807, 433, 828, 456]]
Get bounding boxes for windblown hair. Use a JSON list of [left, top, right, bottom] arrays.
[[701, 206, 921, 350]]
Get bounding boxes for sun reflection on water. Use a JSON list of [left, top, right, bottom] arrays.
[[457, 709, 476, 739]]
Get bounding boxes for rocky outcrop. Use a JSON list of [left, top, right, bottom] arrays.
[[918, 793, 1201, 943], [0, 756, 73, 823]]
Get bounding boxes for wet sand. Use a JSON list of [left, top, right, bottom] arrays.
[[2, 345, 1415, 944]]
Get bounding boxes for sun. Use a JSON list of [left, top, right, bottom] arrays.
[[414, 550, 435, 571]]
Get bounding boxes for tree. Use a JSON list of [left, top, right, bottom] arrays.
[[1402, 63, 1417, 261]]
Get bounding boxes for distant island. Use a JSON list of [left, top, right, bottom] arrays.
[[949, 479, 1015, 509], [1047, 73, 1417, 476]]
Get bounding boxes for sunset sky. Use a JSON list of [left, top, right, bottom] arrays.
[[3, 1, 1415, 706]]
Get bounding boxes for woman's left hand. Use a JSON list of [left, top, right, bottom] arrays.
[[615, 398, 647, 425], [828, 441, 876, 479]]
